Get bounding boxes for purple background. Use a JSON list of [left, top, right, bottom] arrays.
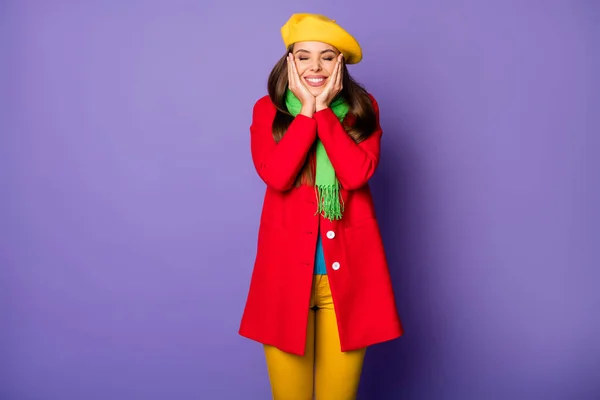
[[1, 1, 599, 399]]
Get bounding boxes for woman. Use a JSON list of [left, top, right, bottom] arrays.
[[239, 13, 404, 400]]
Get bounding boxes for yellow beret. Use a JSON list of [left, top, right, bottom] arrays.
[[281, 13, 362, 64]]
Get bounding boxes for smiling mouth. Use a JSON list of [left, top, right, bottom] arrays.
[[305, 77, 327, 87]]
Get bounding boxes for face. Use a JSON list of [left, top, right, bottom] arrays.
[[292, 41, 341, 96]]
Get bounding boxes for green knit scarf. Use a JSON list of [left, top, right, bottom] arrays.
[[285, 89, 349, 221]]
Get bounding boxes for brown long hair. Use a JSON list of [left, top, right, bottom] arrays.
[[267, 45, 377, 187]]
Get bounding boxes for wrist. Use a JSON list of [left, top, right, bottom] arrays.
[[300, 103, 315, 118], [315, 102, 328, 112]]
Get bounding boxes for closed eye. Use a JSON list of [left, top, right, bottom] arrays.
[[297, 57, 335, 61]]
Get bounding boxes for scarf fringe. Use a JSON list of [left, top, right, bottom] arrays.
[[315, 184, 344, 221]]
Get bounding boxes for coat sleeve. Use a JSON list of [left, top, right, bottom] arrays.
[[313, 95, 382, 190], [250, 97, 318, 191]]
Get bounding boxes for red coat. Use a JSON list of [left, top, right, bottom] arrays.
[[239, 93, 404, 356]]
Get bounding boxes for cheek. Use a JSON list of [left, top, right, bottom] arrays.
[[296, 65, 308, 76], [325, 65, 336, 76]]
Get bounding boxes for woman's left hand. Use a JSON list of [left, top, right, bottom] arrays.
[[316, 54, 344, 112]]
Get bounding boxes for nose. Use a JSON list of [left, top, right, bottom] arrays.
[[308, 59, 322, 72]]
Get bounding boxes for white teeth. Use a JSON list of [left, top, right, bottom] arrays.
[[307, 78, 325, 83]]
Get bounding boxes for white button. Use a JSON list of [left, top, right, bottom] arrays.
[[332, 262, 340, 270], [326, 230, 335, 239]]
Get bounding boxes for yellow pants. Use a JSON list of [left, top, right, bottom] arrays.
[[264, 275, 367, 400]]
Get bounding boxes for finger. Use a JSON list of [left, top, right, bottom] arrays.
[[290, 54, 300, 88], [294, 57, 302, 88], [331, 57, 339, 90], [327, 58, 338, 91], [333, 55, 340, 88], [287, 54, 294, 89], [336, 55, 343, 89]]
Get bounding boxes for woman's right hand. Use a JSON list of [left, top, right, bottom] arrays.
[[287, 53, 315, 117]]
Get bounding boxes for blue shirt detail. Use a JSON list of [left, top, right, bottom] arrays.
[[314, 232, 327, 275]]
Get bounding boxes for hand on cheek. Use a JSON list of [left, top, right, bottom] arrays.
[[316, 54, 343, 112], [287, 53, 316, 116]]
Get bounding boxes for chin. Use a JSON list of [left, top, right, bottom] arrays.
[[309, 88, 324, 97]]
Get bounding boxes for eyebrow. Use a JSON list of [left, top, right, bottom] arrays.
[[294, 49, 337, 55]]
